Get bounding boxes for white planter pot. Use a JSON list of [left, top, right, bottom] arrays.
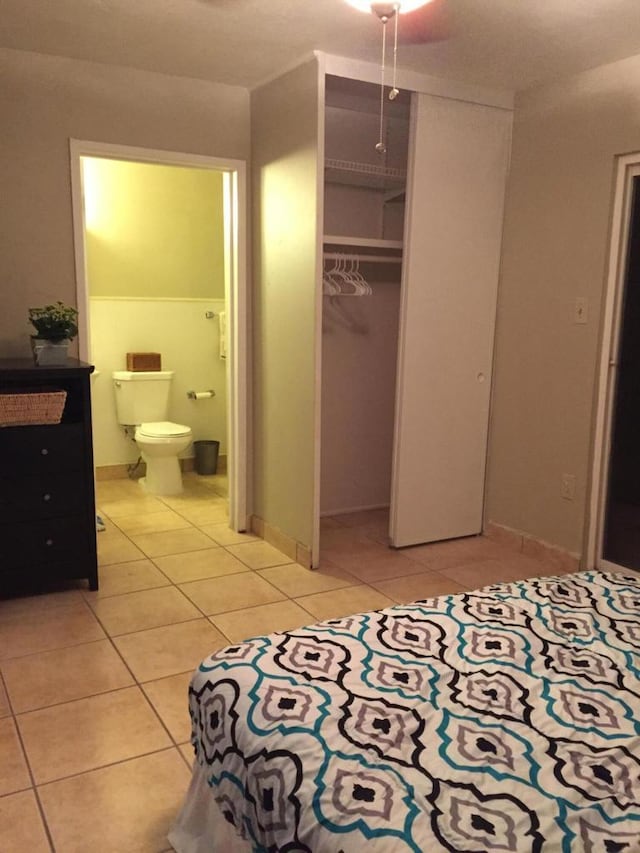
[[31, 339, 70, 366]]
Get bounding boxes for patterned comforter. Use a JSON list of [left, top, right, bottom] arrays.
[[188, 570, 640, 852]]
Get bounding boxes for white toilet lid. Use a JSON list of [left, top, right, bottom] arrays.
[[138, 421, 192, 438]]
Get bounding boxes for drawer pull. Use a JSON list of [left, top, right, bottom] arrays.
[[45, 538, 54, 546], [41, 448, 49, 456], [43, 493, 51, 502]]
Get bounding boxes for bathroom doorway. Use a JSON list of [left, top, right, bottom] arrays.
[[69, 140, 249, 532]]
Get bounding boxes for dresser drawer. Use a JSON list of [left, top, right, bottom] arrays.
[[0, 516, 91, 571], [0, 423, 85, 474], [0, 471, 86, 520]]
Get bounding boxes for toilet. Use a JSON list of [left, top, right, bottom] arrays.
[[112, 370, 193, 495]]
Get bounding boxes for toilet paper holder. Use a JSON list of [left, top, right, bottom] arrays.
[[187, 390, 216, 400]]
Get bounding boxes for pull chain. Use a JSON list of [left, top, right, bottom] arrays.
[[390, 5, 399, 100], [375, 17, 388, 154]]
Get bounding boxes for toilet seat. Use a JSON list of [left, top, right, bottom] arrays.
[[138, 421, 192, 438]]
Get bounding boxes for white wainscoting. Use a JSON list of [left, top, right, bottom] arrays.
[[90, 297, 227, 467]]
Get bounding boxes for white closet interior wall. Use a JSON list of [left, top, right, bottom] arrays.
[[321, 76, 409, 516]]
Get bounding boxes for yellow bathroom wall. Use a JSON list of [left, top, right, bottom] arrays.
[[83, 158, 225, 299]]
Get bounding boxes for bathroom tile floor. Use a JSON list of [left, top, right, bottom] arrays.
[[0, 475, 576, 852]]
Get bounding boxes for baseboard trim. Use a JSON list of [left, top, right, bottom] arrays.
[[95, 454, 228, 481], [250, 515, 312, 569], [484, 521, 581, 573]]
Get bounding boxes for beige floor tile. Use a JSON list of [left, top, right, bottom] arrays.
[[372, 572, 467, 604], [258, 562, 359, 597], [89, 586, 201, 636], [505, 551, 570, 578], [94, 510, 118, 533], [336, 509, 389, 545], [324, 545, 429, 582], [198, 523, 258, 546], [211, 600, 312, 643], [334, 509, 389, 528], [99, 493, 168, 517], [438, 557, 544, 590], [179, 742, 195, 767], [0, 718, 31, 796], [0, 602, 104, 661], [84, 558, 170, 598], [321, 537, 389, 564], [522, 537, 579, 572], [38, 749, 190, 853], [141, 671, 193, 744], [319, 525, 377, 550], [403, 535, 515, 571], [95, 478, 145, 502], [0, 679, 10, 718], [18, 686, 171, 784], [0, 589, 86, 619], [295, 585, 394, 621], [1, 639, 133, 713], [321, 516, 347, 530], [0, 790, 51, 853], [114, 619, 227, 682], [111, 509, 193, 536], [97, 530, 146, 566], [226, 540, 292, 570], [159, 488, 225, 506], [171, 502, 230, 526], [153, 547, 249, 583], [179, 573, 286, 615], [130, 527, 216, 558]]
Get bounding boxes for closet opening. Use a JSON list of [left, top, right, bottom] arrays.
[[320, 75, 410, 542]]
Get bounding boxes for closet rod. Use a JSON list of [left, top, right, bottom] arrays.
[[323, 252, 402, 264]]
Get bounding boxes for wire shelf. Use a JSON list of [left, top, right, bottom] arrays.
[[325, 159, 407, 192]]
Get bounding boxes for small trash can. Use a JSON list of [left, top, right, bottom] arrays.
[[193, 440, 220, 475]]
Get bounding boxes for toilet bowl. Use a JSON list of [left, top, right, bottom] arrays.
[[135, 421, 193, 496]]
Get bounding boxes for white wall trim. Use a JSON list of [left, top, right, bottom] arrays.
[[311, 54, 326, 569], [585, 153, 640, 568], [69, 139, 250, 531]]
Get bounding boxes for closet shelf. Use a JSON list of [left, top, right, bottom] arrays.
[[325, 159, 407, 193], [324, 235, 403, 251]]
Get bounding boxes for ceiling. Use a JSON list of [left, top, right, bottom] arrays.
[[2, 0, 640, 94]]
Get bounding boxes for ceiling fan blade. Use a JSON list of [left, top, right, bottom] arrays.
[[397, 0, 450, 45]]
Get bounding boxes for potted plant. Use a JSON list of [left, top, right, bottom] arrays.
[[29, 301, 79, 365]]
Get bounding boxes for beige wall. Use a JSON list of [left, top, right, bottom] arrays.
[[487, 52, 640, 556], [251, 59, 321, 549], [84, 159, 225, 300], [0, 47, 249, 356]]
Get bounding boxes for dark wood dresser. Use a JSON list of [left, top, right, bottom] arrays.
[[0, 359, 98, 592]]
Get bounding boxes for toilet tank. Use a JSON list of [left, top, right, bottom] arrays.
[[112, 370, 174, 425]]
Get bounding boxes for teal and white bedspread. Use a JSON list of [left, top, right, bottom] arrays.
[[184, 570, 640, 852]]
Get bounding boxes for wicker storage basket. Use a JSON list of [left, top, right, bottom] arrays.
[[0, 389, 67, 427]]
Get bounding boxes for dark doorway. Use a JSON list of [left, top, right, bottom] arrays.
[[603, 176, 640, 569]]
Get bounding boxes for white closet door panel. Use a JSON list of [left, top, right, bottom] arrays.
[[390, 94, 511, 547]]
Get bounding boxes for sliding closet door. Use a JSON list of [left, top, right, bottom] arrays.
[[390, 93, 511, 547]]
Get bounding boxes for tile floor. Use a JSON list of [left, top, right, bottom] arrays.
[[0, 475, 573, 852]]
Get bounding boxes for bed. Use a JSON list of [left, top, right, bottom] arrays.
[[169, 569, 640, 852]]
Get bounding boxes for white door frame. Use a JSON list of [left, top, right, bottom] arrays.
[[69, 139, 250, 532], [586, 152, 640, 569]]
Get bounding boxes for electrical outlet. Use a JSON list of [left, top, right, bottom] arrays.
[[574, 297, 588, 324], [561, 473, 576, 501]]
